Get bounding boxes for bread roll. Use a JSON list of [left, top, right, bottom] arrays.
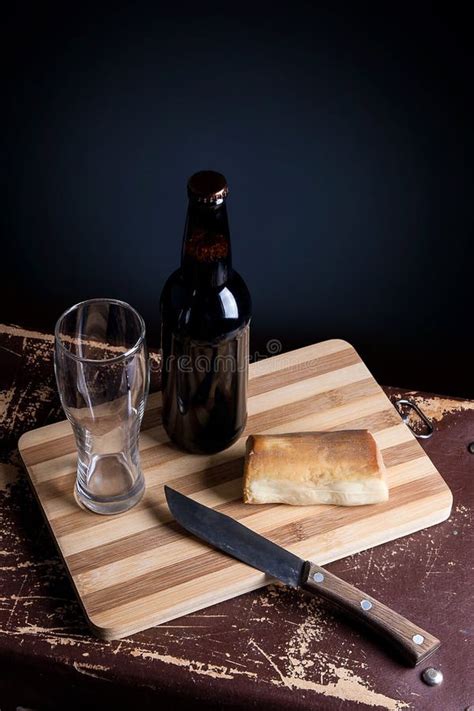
[[243, 430, 389, 506]]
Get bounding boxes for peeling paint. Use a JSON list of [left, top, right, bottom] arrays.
[[130, 648, 258, 680], [392, 391, 474, 422], [272, 665, 409, 710]]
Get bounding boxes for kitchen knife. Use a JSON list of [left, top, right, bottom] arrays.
[[164, 485, 440, 666]]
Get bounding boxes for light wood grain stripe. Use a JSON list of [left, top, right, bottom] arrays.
[[247, 339, 354, 377], [247, 362, 371, 415], [66, 423, 411, 576], [136, 348, 360, 435], [18, 393, 162, 455], [82, 473, 447, 616], [29, 425, 170, 485], [247, 346, 359, 397], [71, 448, 432, 595], [29, 389, 401, 488], [43, 391, 399, 540], [75, 457, 436, 593], [35, 374, 378, 505], [67, 433, 419, 577]]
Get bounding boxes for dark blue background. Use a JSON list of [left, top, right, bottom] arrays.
[[2, 3, 473, 394]]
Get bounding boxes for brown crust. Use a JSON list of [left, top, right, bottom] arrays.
[[243, 430, 388, 505]]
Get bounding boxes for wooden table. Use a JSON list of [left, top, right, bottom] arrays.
[[0, 324, 472, 710]]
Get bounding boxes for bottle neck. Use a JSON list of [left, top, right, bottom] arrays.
[[181, 201, 232, 288]]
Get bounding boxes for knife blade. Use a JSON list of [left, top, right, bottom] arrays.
[[165, 485, 440, 666]]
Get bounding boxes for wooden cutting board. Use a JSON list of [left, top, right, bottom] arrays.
[[18, 339, 452, 640]]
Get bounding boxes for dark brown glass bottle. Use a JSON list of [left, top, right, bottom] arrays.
[[160, 171, 251, 454]]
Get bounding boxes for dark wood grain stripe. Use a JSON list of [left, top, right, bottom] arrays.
[[23, 433, 77, 467], [247, 347, 359, 398], [382, 438, 421, 467], [22, 345, 358, 466], [83, 474, 447, 616], [141, 405, 163, 431], [67, 438, 420, 576]]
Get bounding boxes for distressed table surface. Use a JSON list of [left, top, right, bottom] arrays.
[[0, 324, 472, 711]]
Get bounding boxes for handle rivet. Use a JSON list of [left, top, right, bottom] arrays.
[[360, 599, 373, 611], [413, 634, 425, 645], [313, 572, 324, 583], [422, 667, 443, 686]]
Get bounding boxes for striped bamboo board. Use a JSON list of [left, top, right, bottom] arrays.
[[18, 339, 452, 640]]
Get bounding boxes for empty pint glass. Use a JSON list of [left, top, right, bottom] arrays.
[[54, 298, 149, 514]]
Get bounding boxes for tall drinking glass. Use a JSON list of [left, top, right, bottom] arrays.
[[54, 298, 149, 514]]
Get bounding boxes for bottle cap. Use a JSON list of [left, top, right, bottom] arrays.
[[187, 171, 229, 204]]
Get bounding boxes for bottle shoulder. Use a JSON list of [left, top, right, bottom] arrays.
[[161, 269, 251, 309], [160, 268, 251, 340]]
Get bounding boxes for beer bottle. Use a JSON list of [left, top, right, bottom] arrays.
[[160, 171, 251, 453]]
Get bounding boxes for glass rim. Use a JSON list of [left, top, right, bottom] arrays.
[[54, 297, 146, 365]]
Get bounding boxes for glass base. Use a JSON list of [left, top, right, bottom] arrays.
[[75, 457, 145, 515]]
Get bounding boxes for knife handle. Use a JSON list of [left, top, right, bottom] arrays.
[[301, 561, 440, 666]]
